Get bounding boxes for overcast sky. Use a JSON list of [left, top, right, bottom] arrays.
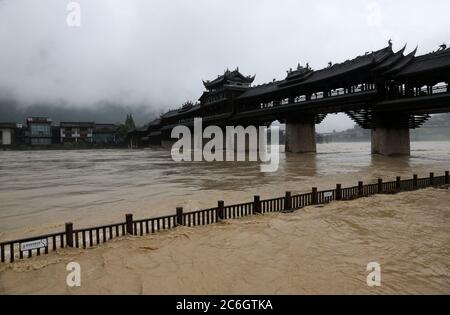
[[0, 0, 449, 131]]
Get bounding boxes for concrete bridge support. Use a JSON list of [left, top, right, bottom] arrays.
[[371, 113, 410, 156], [285, 116, 316, 153]]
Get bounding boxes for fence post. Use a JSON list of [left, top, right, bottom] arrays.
[[284, 192, 292, 210], [378, 178, 383, 193], [430, 172, 434, 186], [65, 222, 74, 248], [125, 214, 133, 235], [396, 176, 401, 190], [311, 187, 318, 205], [176, 207, 183, 226], [413, 174, 418, 189], [358, 181, 364, 197], [336, 184, 342, 201], [446, 171, 449, 185], [217, 201, 224, 220], [253, 195, 261, 214]]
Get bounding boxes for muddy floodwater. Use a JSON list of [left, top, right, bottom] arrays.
[[0, 141, 450, 241], [1, 187, 449, 294], [0, 141, 450, 294]]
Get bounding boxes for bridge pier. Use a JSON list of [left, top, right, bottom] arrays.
[[371, 113, 410, 156], [285, 116, 316, 153]]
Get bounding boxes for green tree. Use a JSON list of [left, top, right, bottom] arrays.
[[125, 114, 136, 129], [117, 113, 136, 141]]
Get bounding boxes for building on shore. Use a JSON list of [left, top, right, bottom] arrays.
[[2, 118, 124, 148], [60, 122, 95, 144], [0, 122, 17, 146], [93, 124, 118, 144], [127, 124, 151, 148], [25, 117, 52, 146], [318, 125, 371, 143], [52, 125, 61, 144]]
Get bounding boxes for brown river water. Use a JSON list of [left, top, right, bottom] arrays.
[[0, 141, 449, 294]]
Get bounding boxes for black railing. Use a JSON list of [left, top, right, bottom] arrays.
[[1, 171, 448, 263], [388, 84, 449, 100]]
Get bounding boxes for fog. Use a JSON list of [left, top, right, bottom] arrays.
[[1, 0, 449, 130]]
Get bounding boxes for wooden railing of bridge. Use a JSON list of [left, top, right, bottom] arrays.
[[238, 83, 449, 114], [1, 171, 448, 263]]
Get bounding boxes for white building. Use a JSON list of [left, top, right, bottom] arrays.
[[0, 123, 16, 146], [60, 122, 95, 143]]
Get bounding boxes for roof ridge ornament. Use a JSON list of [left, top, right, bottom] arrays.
[[399, 43, 407, 54], [388, 39, 393, 47], [439, 43, 447, 51]]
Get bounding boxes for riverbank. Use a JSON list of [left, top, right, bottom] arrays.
[[1, 144, 127, 151], [1, 188, 449, 294]]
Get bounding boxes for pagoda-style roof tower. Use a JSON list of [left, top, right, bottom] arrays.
[[284, 63, 314, 84], [202, 68, 255, 91]]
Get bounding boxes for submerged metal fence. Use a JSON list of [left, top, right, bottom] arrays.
[[1, 171, 448, 263]]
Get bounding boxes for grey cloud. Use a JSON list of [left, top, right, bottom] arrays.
[[0, 0, 449, 130]]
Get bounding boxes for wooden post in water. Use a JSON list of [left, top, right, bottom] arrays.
[[253, 195, 261, 214], [125, 214, 134, 235], [284, 192, 292, 210], [413, 174, 418, 189], [446, 171, 449, 185], [396, 176, 401, 190], [311, 187, 318, 205], [430, 172, 434, 186], [378, 178, 383, 193], [217, 201, 224, 221], [336, 184, 342, 201], [65, 222, 74, 248], [176, 207, 183, 226], [358, 181, 364, 197]]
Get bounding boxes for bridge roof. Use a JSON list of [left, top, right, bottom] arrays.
[[373, 45, 406, 71], [160, 103, 201, 119], [238, 45, 393, 99], [237, 81, 280, 98], [383, 48, 417, 76], [203, 68, 255, 89], [148, 118, 161, 126], [393, 47, 450, 78], [300, 46, 393, 85], [284, 64, 314, 82]]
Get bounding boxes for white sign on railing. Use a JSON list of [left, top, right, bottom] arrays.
[[20, 239, 48, 252], [324, 192, 333, 198]]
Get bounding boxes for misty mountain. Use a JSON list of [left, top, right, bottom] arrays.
[[0, 99, 159, 126]]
